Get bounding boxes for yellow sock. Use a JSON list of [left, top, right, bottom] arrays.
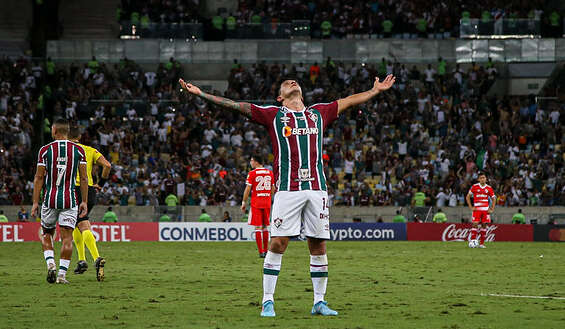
[[73, 227, 86, 261], [83, 230, 100, 260]]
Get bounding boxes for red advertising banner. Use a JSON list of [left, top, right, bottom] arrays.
[[0, 223, 159, 242], [407, 223, 533, 242]]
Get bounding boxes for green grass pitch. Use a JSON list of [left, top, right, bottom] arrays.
[[1, 241, 564, 329]]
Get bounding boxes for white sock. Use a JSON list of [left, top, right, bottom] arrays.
[[262, 251, 283, 304], [58, 259, 70, 277], [44, 250, 55, 268], [310, 254, 328, 304]]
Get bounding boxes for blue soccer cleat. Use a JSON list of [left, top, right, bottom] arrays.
[[261, 300, 276, 317], [311, 301, 338, 316]]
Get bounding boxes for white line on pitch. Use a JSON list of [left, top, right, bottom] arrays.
[[481, 293, 565, 300]]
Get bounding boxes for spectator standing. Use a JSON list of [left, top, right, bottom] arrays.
[[103, 207, 118, 223], [223, 211, 232, 222], [199, 208, 212, 222], [18, 207, 30, 222], [432, 208, 447, 223], [393, 210, 406, 223], [512, 209, 526, 224], [159, 210, 171, 222], [0, 210, 8, 222]]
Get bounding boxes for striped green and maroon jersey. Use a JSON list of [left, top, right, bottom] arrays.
[[251, 101, 338, 192], [37, 140, 87, 209]]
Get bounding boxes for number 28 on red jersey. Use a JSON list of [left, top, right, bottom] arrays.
[[246, 168, 274, 209]]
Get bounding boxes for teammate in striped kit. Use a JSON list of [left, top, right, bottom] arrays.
[[179, 74, 396, 317], [466, 172, 496, 248], [241, 154, 274, 258], [31, 119, 88, 284]]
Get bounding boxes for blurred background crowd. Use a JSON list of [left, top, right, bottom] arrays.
[[1, 55, 564, 208], [116, 0, 563, 39]]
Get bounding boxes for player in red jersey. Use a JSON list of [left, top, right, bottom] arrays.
[[31, 118, 88, 284], [466, 172, 496, 248], [180, 73, 395, 317], [241, 154, 274, 258]]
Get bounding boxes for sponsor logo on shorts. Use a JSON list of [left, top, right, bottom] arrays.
[[273, 218, 283, 228], [319, 213, 329, 220]]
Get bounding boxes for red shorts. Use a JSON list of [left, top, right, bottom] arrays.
[[472, 210, 491, 223], [249, 206, 271, 226]]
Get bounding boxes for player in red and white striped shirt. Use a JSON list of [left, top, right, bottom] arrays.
[[31, 118, 88, 284], [466, 172, 496, 248], [241, 154, 274, 258]]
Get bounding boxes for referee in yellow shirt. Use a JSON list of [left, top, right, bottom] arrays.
[[69, 125, 111, 281]]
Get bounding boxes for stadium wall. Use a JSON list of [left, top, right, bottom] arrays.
[[1, 206, 564, 224]]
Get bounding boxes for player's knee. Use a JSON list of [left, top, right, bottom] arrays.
[[42, 226, 55, 236], [269, 238, 288, 253]]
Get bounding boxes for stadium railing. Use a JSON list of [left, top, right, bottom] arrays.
[[460, 18, 541, 39], [46, 38, 565, 64], [119, 22, 204, 40]]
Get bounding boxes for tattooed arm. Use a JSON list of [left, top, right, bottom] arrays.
[[179, 79, 251, 118]]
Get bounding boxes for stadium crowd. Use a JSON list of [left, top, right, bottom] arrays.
[[117, 0, 562, 39], [0, 55, 564, 209]]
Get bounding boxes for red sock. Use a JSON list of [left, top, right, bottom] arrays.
[[255, 230, 263, 253], [479, 228, 487, 245], [470, 228, 478, 240], [262, 229, 269, 253]]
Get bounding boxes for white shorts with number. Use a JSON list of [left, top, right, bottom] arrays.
[[270, 190, 330, 239], [41, 205, 77, 230]]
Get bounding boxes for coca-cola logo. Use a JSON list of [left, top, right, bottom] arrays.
[[441, 224, 497, 242]]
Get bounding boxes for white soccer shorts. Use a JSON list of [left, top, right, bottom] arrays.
[[41, 205, 78, 230], [270, 190, 330, 239]]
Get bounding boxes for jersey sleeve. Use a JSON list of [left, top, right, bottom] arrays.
[[77, 145, 87, 164], [250, 104, 279, 126], [37, 146, 47, 167], [93, 148, 102, 162], [310, 101, 338, 128], [488, 187, 495, 197], [246, 171, 254, 186]]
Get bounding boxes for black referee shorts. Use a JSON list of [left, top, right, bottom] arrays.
[[75, 186, 97, 223]]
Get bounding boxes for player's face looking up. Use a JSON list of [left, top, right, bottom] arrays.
[[478, 174, 487, 185], [277, 80, 302, 102]]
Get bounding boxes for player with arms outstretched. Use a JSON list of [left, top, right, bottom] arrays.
[[180, 73, 395, 317], [241, 154, 274, 258], [31, 118, 88, 284], [69, 125, 111, 281], [466, 172, 496, 248]]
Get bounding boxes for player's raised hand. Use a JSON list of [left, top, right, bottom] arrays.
[[179, 79, 201, 95], [373, 74, 396, 92], [31, 203, 39, 218], [79, 201, 88, 218]]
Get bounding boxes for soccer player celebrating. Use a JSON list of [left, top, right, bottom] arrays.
[[31, 119, 88, 284], [241, 154, 274, 258], [69, 126, 111, 281], [179, 74, 395, 317], [466, 172, 496, 248]]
